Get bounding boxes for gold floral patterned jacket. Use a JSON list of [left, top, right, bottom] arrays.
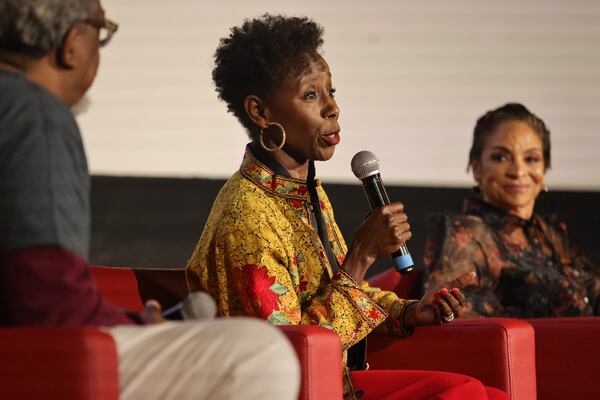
[[186, 148, 414, 399]]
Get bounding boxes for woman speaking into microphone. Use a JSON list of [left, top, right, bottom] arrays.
[[186, 14, 508, 400]]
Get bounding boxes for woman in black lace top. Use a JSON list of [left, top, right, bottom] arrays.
[[424, 103, 600, 318]]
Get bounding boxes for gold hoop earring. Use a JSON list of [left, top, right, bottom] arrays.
[[259, 122, 286, 152]]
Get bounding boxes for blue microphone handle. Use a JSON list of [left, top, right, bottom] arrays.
[[362, 173, 414, 274]]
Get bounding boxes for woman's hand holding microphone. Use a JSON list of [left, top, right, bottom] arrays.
[[343, 202, 475, 327]]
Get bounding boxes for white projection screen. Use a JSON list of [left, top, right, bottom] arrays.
[[78, 0, 600, 190]]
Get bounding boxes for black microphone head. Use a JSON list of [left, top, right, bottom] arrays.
[[351, 150, 380, 180]]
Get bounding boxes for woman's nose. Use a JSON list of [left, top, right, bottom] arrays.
[[322, 97, 339, 120], [507, 158, 527, 178]]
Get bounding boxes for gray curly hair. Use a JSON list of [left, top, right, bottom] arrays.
[[0, 0, 95, 58]]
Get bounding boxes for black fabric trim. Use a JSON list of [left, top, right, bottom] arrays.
[[307, 160, 340, 274], [248, 141, 291, 178]]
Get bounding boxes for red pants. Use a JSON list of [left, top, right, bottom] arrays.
[[352, 370, 511, 400]]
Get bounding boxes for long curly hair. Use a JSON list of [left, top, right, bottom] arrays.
[[212, 14, 324, 140]]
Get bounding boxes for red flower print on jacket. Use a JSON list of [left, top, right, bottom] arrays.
[[231, 264, 282, 319], [297, 185, 308, 195], [290, 199, 303, 209]]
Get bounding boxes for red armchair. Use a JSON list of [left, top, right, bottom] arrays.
[[0, 327, 119, 400], [91, 266, 344, 400], [367, 268, 537, 400], [0, 266, 343, 400], [370, 267, 600, 400], [528, 317, 600, 400]]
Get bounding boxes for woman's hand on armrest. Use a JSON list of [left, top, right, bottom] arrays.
[[403, 271, 476, 327]]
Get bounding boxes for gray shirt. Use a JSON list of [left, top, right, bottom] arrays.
[[0, 67, 90, 259]]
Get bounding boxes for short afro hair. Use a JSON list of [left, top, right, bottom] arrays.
[[212, 14, 324, 140], [468, 103, 552, 171]]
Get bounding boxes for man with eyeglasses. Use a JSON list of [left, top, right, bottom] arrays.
[[0, 1, 299, 398]]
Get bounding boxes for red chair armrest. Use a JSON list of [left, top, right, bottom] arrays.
[[367, 318, 536, 400], [528, 317, 600, 400], [89, 266, 346, 400], [0, 327, 119, 400], [278, 325, 343, 400], [368, 268, 423, 299], [91, 266, 144, 312]]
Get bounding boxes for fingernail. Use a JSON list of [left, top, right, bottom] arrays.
[[440, 288, 449, 296], [451, 288, 460, 295], [434, 293, 442, 300]]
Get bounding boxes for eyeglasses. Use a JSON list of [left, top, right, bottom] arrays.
[[83, 18, 119, 47]]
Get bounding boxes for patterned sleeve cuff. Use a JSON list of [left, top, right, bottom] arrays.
[[332, 269, 389, 330], [335, 268, 361, 287], [392, 299, 419, 337]]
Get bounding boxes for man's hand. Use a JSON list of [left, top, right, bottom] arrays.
[[143, 299, 166, 324], [404, 271, 476, 327]]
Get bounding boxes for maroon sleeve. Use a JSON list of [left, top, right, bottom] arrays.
[[0, 246, 139, 326]]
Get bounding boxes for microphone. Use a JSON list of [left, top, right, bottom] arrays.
[[351, 150, 415, 274], [162, 291, 217, 320]]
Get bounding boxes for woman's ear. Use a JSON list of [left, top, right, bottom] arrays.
[[244, 95, 269, 129], [471, 161, 482, 184]]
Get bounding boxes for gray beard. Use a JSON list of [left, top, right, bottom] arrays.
[[71, 95, 92, 117]]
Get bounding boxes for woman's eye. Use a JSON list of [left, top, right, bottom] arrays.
[[303, 91, 317, 100], [490, 153, 508, 162], [525, 156, 542, 164], [328, 88, 336, 97]]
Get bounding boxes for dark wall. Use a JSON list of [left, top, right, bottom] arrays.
[[90, 176, 600, 277]]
